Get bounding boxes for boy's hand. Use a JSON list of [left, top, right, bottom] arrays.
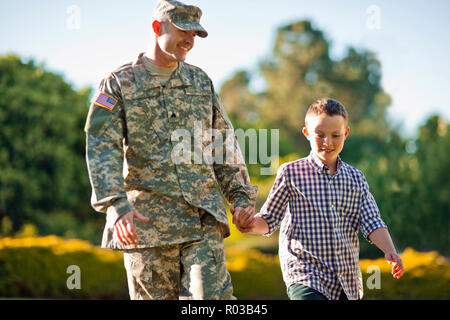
[[231, 206, 255, 233], [385, 251, 405, 279]]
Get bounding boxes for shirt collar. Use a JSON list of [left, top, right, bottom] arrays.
[[307, 151, 343, 175]]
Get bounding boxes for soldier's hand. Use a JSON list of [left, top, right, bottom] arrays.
[[114, 210, 150, 245], [231, 206, 255, 232]]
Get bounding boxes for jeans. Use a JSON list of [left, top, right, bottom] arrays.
[[287, 283, 348, 300]]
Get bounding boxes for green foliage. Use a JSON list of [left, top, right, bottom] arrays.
[[226, 247, 286, 299], [221, 21, 392, 161], [361, 116, 450, 256], [0, 54, 98, 242], [0, 236, 448, 300], [0, 236, 128, 299], [359, 248, 450, 300], [227, 245, 450, 300]]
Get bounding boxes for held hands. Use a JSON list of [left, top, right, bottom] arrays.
[[231, 206, 256, 233], [114, 210, 150, 245], [385, 251, 405, 279]]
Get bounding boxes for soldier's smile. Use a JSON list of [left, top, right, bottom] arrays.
[[156, 21, 197, 66]]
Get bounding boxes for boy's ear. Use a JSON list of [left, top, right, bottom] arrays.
[[152, 20, 161, 37], [344, 126, 350, 139]]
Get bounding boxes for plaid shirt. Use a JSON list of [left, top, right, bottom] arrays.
[[257, 152, 387, 300]]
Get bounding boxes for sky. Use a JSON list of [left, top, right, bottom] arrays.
[[1, 0, 449, 137]]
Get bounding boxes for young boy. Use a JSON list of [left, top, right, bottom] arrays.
[[233, 98, 404, 300]]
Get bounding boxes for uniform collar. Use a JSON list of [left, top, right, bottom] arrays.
[[167, 62, 194, 88], [132, 53, 194, 90]]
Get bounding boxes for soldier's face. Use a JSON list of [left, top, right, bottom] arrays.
[[156, 21, 196, 67]]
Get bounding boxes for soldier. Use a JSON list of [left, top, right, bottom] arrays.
[[84, 0, 257, 300]]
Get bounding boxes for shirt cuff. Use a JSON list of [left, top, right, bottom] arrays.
[[255, 212, 277, 237], [108, 198, 136, 223], [362, 220, 388, 244]]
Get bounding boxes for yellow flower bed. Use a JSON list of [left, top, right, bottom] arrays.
[[0, 236, 127, 299], [226, 246, 280, 272], [0, 235, 122, 262], [359, 247, 450, 299], [225, 245, 285, 299], [0, 236, 448, 299], [359, 247, 449, 274], [226, 245, 450, 299]]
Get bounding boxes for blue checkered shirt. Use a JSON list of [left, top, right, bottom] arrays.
[[256, 152, 387, 300]]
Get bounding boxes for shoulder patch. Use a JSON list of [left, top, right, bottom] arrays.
[[94, 92, 118, 111]]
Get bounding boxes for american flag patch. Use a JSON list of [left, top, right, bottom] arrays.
[[94, 92, 118, 111]]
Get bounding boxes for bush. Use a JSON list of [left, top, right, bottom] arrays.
[[226, 245, 450, 300], [0, 236, 127, 299], [359, 247, 450, 300], [1, 236, 448, 300], [226, 246, 286, 299]]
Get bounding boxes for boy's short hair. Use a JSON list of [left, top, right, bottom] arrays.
[[305, 98, 348, 126]]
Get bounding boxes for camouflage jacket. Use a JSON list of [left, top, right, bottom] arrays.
[[85, 53, 257, 249]]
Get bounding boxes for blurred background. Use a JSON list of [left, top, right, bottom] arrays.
[[0, 0, 448, 299]]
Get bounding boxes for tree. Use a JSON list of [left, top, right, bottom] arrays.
[[357, 116, 449, 257], [220, 20, 393, 164], [0, 54, 98, 241], [413, 116, 449, 254]]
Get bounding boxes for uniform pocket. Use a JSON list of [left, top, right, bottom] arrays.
[[124, 251, 153, 284], [184, 88, 213, 120]]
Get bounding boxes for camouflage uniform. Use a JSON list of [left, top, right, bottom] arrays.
[[84, 28, 257, 297]]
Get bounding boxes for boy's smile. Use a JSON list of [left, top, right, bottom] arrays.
[[303, 113, 349, 172]]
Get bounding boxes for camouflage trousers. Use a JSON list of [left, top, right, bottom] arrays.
[[123, 212, 234, 300]]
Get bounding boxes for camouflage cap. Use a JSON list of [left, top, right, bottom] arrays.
[[153, 0, 208, 38]]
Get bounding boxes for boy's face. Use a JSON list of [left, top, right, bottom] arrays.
[[303, 114, 349, 168]]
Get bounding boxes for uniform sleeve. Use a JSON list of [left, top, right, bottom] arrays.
[[358, 170, 387, 242], [84, 74, 136, 220], [256, 163, 290, 236], [210, 84, 258, 208]]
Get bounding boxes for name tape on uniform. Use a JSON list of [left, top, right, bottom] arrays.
[[94, 92, 118, 111]]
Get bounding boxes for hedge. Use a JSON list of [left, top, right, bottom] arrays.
[[0, 236, 448, 299], [0, 236, 128, 299]]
